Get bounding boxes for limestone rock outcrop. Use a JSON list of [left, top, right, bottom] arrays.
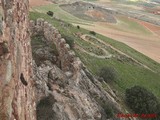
[[0, 0, 36, 120], [31, 19, 124, 120]]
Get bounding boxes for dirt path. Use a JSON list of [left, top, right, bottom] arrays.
[[75, 45, 112, 59], [76, 35, 112, 59], [79, 34, 155, 72]]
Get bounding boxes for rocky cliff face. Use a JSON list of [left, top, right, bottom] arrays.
[[0, 0, 36, 120], [0, 0, 125, 120]]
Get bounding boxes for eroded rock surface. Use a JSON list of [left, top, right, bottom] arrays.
[[0, 0, 36, 120], [31, 19, 125, 120], [34, 60, 123, 120]]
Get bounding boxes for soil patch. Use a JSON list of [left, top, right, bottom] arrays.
[[29, 0, 52, 7]]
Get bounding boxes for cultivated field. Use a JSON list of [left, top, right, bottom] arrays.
[[29, 0, 52, 7], [58, 1, 160, 63], [78, 20, 160, 63]]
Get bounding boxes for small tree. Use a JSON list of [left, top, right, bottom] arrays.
[[98, 67, 117, 83], [77, 25, 80, 29], [89, 31, 96, 36], [103, 104, 114, 119], [61, 34, 75, 49], [125, 86, 160, 114], [47, 11, 54, 17]]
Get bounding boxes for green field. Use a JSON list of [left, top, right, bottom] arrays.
[[114, 16, 152, 35], [32, 3, 152, 35], [32, 4, 92, 25]]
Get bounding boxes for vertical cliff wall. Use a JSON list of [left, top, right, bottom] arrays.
[[0, 0, 36, 120]]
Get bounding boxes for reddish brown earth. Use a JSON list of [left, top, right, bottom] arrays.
[[85, 10, 105, 19], [29, 0, 52, 7], [137, 20, 160, 35]]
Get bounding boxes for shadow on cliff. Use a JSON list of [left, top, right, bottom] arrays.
[[36, 96, 56, 120]]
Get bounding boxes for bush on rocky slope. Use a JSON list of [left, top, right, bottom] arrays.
[[98, 67, 118, 83], [125, 86, 160, 116]]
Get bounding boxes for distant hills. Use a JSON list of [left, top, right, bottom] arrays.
[[120, 0, 160, 4], [50, 0, 159, 7]]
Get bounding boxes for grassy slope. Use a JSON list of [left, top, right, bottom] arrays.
[[76, 51, 160, 97], [29, 10, 160, 99], [32, 4, 92, 25]]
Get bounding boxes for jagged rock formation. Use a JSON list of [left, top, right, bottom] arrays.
[[30, 19, 124, 120], [0, 0, 36, 120]]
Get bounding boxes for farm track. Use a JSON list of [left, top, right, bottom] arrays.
[[78, 34, 155, 72]]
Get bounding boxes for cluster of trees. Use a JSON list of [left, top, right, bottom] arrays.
[[98, 66, 159, 119]]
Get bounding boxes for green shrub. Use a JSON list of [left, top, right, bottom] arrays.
[[47, 11, 54, 17], [98, 67, 118, 83], [89, 31, 96, 36], [77, 25, 80, 29], [103, 104, 114, 119], [125, 86, 160, 115], [62, 34, 74, 49], [36, 96, 55, 120], [95, 96, 114, 119]]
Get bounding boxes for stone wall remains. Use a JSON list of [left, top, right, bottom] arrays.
[[30, 18, 82, 75]]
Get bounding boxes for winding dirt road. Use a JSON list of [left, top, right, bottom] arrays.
[[77, 34, 155, 72]]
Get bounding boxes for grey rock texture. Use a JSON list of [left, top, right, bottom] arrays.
[[34, 60, 123, 120], [31, 19, 126, 120]]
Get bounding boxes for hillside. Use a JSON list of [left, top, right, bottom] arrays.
[[29, 9, 160, 119], [0, 0, 160, 120], [29, 0, 160, 118]]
